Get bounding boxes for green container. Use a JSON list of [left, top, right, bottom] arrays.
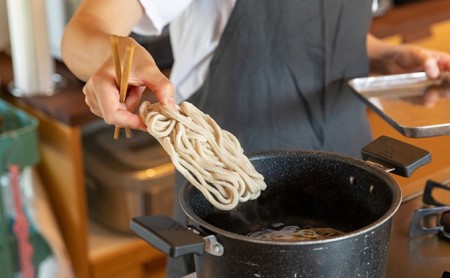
[[1, 99, 43, 277], [0, 99, 39, 173]]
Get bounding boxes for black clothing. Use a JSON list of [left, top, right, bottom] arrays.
[[167, 1, 373, 277]]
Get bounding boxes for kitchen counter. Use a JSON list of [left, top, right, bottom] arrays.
[[370, 0, 450, 42], [0, 53, 97, 126]]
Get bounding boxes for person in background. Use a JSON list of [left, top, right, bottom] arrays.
[[62, 0, 450, 277]]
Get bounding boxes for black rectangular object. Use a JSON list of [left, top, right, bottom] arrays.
[[361, 136, 431, 177], [130, 215, 204, 258]]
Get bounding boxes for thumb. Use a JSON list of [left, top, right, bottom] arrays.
[[154, 78, 176, 110], [138, 65, 176, 109]]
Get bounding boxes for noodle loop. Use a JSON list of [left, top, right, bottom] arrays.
[[139, 101, 267, 210]]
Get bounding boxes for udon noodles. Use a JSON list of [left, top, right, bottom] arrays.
[[139, 101, 267, 210], [248, 224, 345, 241]]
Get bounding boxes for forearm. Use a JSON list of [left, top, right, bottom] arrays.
[[61, 0, 143, 81], [62, 15, 110, 81]]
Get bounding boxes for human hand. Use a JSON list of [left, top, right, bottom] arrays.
[[82, 36, 175, 131], [383, 44, 450, 79]]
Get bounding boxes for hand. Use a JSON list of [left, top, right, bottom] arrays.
[[382, 44, 450, 79], [82, 36, 175, 131]]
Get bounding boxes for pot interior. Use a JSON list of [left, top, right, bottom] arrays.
[[180, 150, 401, 238]]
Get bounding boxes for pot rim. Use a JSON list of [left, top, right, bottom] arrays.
[[180, 149, 402, 245]]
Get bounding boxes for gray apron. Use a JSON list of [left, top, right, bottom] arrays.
[[168, 0, 373, 277]]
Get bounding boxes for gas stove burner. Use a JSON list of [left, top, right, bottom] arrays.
[[409, 206, 450, 239], [442, 212, 450, 239], [423, 179, 450, 207], [409, 179, 450, 239]]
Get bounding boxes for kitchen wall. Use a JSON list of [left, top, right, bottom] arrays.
[[0, 0, 80, 59]]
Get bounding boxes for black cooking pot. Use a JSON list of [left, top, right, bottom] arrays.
[[131, 136, 431, 277]]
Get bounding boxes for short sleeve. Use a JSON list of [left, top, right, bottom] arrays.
[[133, 0, 192, 36]]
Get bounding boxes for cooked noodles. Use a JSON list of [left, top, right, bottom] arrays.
[[139, 101, 267, 210], [248, 225, 345, 241]]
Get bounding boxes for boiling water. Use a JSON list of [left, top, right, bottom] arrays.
[[247, 224, 345, 242]]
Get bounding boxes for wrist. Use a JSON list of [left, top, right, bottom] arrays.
[[367, 35, 402, 75]]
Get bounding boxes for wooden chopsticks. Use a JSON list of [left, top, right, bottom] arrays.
[[110, 35, 135, 139]]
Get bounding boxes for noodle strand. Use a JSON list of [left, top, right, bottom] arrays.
[[139, 101, 267, 210]]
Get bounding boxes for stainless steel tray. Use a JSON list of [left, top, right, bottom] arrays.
[[349, 72, 450, 137]]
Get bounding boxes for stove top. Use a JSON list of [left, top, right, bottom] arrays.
[[386, 181, 450, 278]]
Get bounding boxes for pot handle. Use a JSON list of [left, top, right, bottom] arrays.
[[361, 135, 431, 177], [130, 215, 205, 257]]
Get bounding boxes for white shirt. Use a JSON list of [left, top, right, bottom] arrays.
[[134, 0, 236, 102]]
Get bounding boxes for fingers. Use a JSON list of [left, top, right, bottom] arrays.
[[424, 58, 440, 79], [433, 51, 450, 78], [83, 69, 147, 131], [110, 109, 147, 131], [390, 45, 449, 78], [154, 79, 176, 110], [415, 47, 450, 79], [82, 37, 176, 131], [124, 86, 145, 114], [131, 46, 176, 110]]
